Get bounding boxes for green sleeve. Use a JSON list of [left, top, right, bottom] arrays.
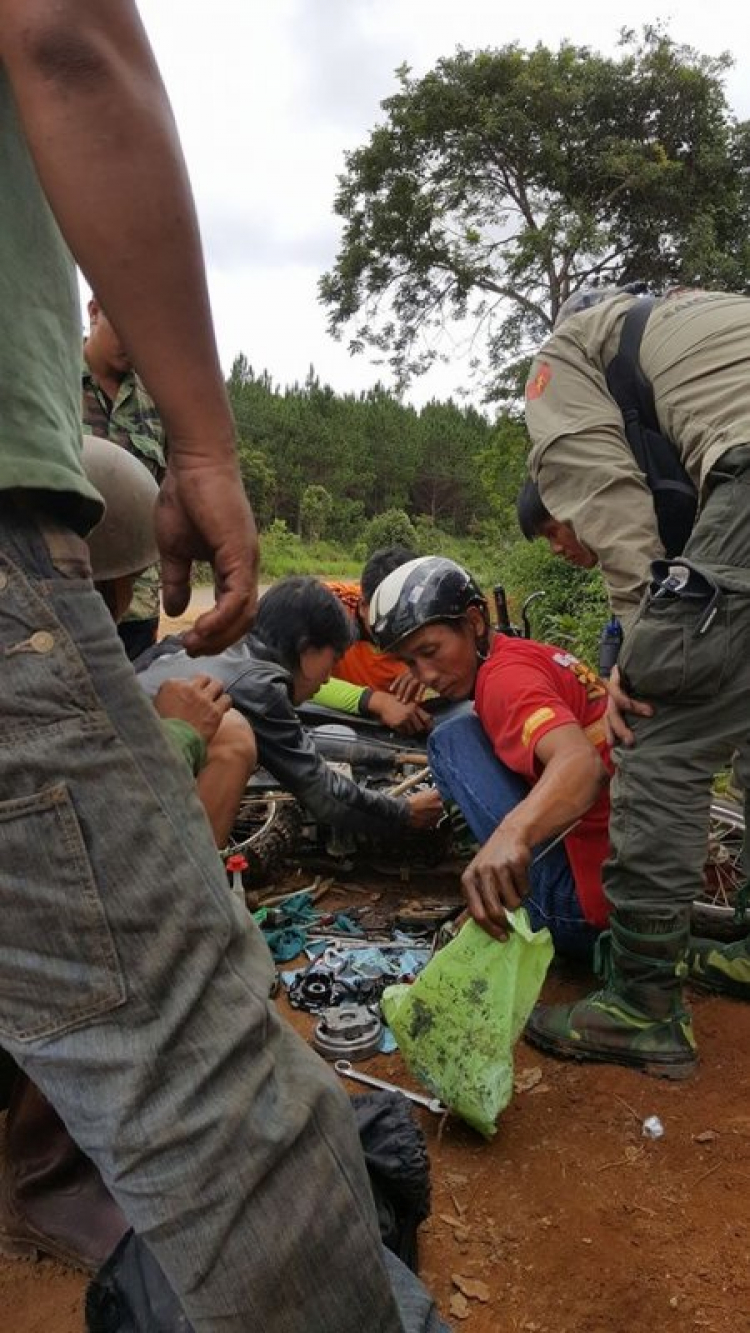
[[161, 718, 208, 775], [311, 676, 370, 716]]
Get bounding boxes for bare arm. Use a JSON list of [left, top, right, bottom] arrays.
[[0, 0, 258, 651], [197, 710, 257, 848], [462, 724, 608, 940]]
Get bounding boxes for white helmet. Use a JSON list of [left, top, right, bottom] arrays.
[[82, 435, 159, 579]]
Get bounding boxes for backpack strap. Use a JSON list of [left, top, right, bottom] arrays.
[[605, 297, 698, 558], [613, 297, 659, 430]]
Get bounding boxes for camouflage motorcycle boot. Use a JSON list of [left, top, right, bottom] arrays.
[[525, 915, 697, 1079], [687, 933, 750, 1000]]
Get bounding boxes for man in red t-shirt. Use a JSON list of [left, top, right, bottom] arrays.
[[474, 636, 613, 931], [369, 556, 612, 958]]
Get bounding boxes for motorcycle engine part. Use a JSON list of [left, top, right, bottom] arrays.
[[340, 975, 392, 1007], [310, 722, 409, 770], [321, 945, 350, 974], [432, 917, 463, 955], [326, 824, 358, 859], [312, 1005, 383, 1062], [288, 971, 339, 1013]]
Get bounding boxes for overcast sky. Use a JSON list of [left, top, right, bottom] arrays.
[[122, 1, 750, 409]]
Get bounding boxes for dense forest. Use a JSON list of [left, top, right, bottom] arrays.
[[226, 358, 609, 663], [227, 356, 526, 540]]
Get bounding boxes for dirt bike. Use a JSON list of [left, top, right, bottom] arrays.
[[227, 700, 464, 887], [225, 697, 747, 940], [226, 585, 748, 938]]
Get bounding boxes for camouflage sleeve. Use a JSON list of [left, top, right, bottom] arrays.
[[81, 379, 111, 440], [160, 717, 208, 776]]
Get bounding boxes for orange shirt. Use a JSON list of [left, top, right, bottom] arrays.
[[326, 581, 405, 691]]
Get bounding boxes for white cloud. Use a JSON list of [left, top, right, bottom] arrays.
[[130, 0, 750, 407]]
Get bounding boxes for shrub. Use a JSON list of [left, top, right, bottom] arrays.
[[362, 509, 418, 556], [498, 539, 609, 664], [299, 485, 334, 541]]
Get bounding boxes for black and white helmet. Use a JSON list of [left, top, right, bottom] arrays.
[[369, 556, 487, 652]]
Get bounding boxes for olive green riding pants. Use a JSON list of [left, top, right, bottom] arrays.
[[606, 445, 750, 921]]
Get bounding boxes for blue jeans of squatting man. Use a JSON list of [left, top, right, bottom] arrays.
[[429, 712, 600, 961], [0, 501, 448, 1333]]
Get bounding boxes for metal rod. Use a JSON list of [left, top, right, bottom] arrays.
[[386, 766, 431, 797], [530, 819, 581, 865]]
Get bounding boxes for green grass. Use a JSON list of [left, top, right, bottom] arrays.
[[195, 527, 609, 668]]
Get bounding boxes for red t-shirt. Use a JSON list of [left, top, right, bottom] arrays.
[[474, 637, 613, 928]]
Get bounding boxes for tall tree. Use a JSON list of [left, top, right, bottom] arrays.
[[320, 28, 750, 398]]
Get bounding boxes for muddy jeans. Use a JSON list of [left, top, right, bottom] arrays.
[[0, 502, 411, 1332], [607, 444, 750, 921]]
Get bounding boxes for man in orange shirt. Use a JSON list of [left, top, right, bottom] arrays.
[[316, 546, 434, 735]]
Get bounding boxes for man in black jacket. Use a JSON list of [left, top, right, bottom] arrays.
[[136, 576, 443, 837]]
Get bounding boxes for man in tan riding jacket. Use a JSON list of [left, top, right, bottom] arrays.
[[520, 286, 750, 1078]]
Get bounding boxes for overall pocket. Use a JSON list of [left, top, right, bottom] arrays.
[[619, 597, 730, 703], [0, 783, 126, 1043]]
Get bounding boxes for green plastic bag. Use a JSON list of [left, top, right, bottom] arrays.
[[381, 912, 553, 1138]]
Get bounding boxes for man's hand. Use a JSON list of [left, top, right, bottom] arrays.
[[389, 670, 428, 704], [157, 456, 258, 656], [605, 665, 654, 747], [368, 691, 432, 735], [461, 824, 531, 941], [406, 789, 445, 828], [152, 675, 232, 744]]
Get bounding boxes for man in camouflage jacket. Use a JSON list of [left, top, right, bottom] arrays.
[[82, 296, 166, 658]]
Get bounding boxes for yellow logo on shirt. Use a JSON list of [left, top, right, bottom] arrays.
[[584, 719, 607, 748], [552, 652, 607, 701], [522, 706, 556, 747]]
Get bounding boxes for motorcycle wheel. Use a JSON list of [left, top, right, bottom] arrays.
[[228, 792, 304, 886], [692, 799, 748, 941]]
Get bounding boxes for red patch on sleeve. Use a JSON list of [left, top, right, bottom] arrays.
[[525, 362, 552, 401]]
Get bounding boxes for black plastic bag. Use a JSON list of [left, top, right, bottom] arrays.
[[85, 1231, 190, 1333], [86, 1090, 434, 1333], [354, 1089, 431, 1272]]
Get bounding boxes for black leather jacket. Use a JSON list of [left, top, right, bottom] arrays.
[[136, 633, 410, 835]]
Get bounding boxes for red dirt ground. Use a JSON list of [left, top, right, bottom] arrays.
[[4, 592, 747, 1330], [3, 912, 749, 1333]]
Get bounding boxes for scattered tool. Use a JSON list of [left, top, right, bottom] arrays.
[[386, 766, 431, 798], [334, 1059, 447, 1115]]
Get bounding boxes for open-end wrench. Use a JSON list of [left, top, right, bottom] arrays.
[[334, 1059, 447, 1115]]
